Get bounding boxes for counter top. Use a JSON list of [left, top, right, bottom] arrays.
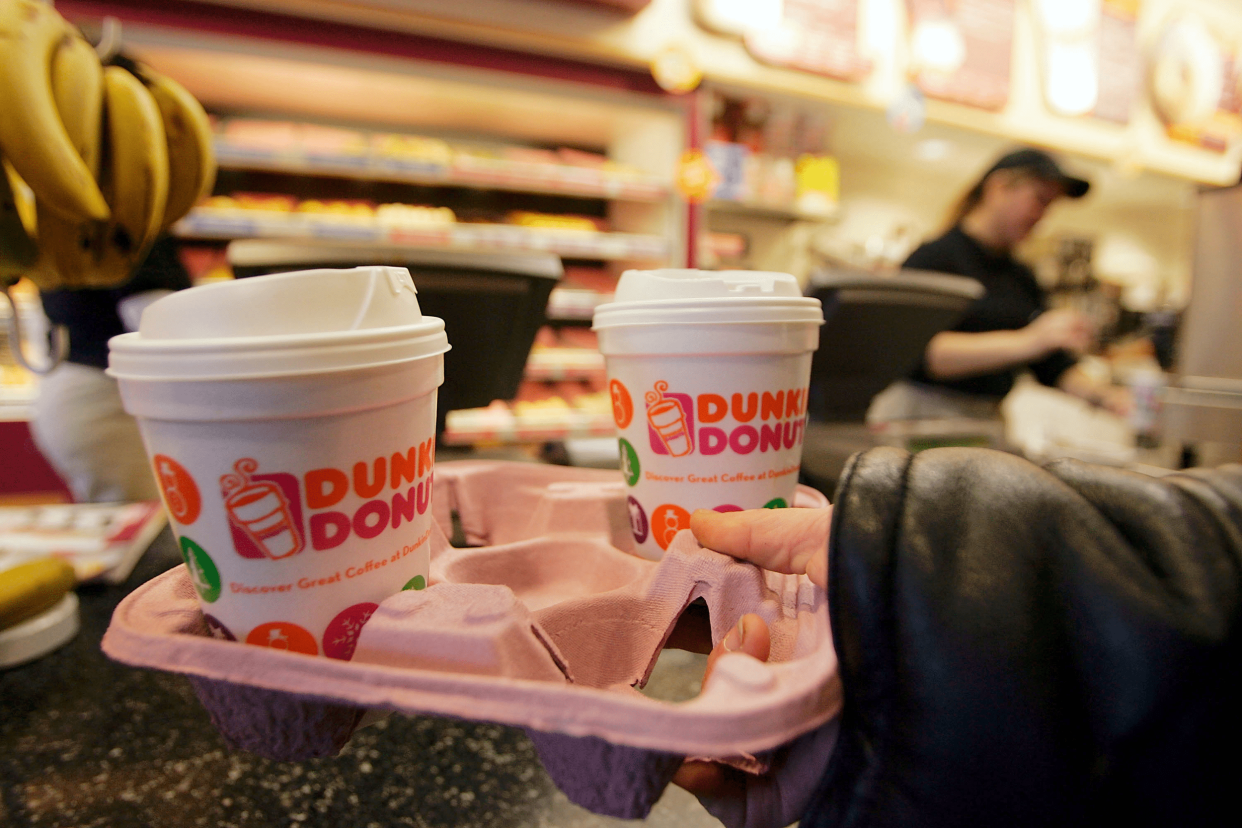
[[0, 529, 721, 828]]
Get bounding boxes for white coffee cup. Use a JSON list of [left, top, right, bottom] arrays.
[[592, 269, 823, 559], [108, 266, 449, 658]]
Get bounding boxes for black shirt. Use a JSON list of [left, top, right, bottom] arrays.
[[39, 237, 192, 370], [903, 225, 1075, 398]]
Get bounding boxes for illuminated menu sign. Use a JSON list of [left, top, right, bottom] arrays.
[[734, 0, 872, 82], [1093, 0, 1140, 123], [907, 0, 1014, 111]]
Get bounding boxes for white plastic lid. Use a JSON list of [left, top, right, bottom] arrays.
[[592, 269, 823, 330], [108, 267, 450, 381]]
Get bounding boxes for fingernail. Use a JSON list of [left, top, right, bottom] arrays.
[[722, 618, 746, 652]]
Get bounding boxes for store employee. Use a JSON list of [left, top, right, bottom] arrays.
[[867, 147, 1130, 422]]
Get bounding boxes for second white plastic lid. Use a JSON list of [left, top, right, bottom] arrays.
[[108, 267, 450, 381], [592, 269, 823, 330]]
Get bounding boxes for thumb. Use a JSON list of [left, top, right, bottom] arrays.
[[673, 613, 771, 800], [704, 613, 771, 688]]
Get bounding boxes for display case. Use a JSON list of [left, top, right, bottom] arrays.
[[51, 12, 690, 449]]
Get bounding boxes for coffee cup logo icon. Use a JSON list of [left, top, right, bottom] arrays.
[[221, 459, 304, 559], [646, 381, 694, 457]]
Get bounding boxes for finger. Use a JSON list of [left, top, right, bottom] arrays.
[[1064, 308, 1091, 326], [691, 507, 830, 589], [1106, 388, 1134, 419], [672, 615, 774, 800], [703, 613, 771, 688]]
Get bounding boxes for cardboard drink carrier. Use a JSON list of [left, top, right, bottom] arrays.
[[103, 269, 839, 820]]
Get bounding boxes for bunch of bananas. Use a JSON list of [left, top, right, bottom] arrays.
[[0, 0, 215, 291]]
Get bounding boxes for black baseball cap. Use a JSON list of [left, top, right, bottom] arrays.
[[986, 148, 1090, 198]]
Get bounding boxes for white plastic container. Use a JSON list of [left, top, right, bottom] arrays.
[[108, 266, 449, 658], [592, 269, 823, 559]]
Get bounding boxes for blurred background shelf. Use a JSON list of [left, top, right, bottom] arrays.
[[174, 209, 670, 261], [706, 199, 839, 222], [543, 286, 612, 321], [214, 140, 669, 202], [442, 404, 615, 446], [523, 347, 606, 381]]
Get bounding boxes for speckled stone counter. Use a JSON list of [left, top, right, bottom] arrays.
[[0, 529, 723, 828]]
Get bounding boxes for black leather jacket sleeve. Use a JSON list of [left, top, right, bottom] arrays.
[[801, 447, 1242, 828]]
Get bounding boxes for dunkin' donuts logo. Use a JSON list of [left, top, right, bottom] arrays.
[[221, 459, 305, 559], [638, 380, 808, 458], [219, 439, 436, 560], [646, 381, 694, 457]]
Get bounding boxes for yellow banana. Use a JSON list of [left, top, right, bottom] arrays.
[[90, 67, 170, 287], [101, 66, 169, 276], [0, 155, 38, 283], [0, 0, 109, 222], [50, 33, 104, 179], [32, 32, 105, 290], [136, 66, 216, 229], [36, 66, 168, 289]]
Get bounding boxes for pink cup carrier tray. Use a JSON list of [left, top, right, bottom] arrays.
[[103, 460, 840, 818]]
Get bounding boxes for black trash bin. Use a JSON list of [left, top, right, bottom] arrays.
[[800, 266, 983, 496]]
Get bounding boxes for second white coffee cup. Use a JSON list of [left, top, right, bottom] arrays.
[[592, 269, 823, 559]]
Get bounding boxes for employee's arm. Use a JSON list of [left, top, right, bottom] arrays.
[[924, 308, 1092, 381]]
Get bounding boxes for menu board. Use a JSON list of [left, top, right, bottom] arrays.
[[743, 0, 872, 82], [907, 0, 1015, 111], [1092, 0, 1141, 124], [1220, 56, 1242, 122]]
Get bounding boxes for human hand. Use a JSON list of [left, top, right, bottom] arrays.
[[671, 612, 773, 800], [671, 506, 835, 825], [1098, 384, 1133, 419], [1027, 308, 1094, 357], [1059, 366, 1134, 420]]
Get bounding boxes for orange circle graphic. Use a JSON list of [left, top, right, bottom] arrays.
[[152, 454, 202, 525], [609, 379, 634, 429], [246, 621, 319, 655], [652, 503, 692, 551]]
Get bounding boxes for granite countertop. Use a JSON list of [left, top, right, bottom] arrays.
[[0, 529, 721, 828]]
